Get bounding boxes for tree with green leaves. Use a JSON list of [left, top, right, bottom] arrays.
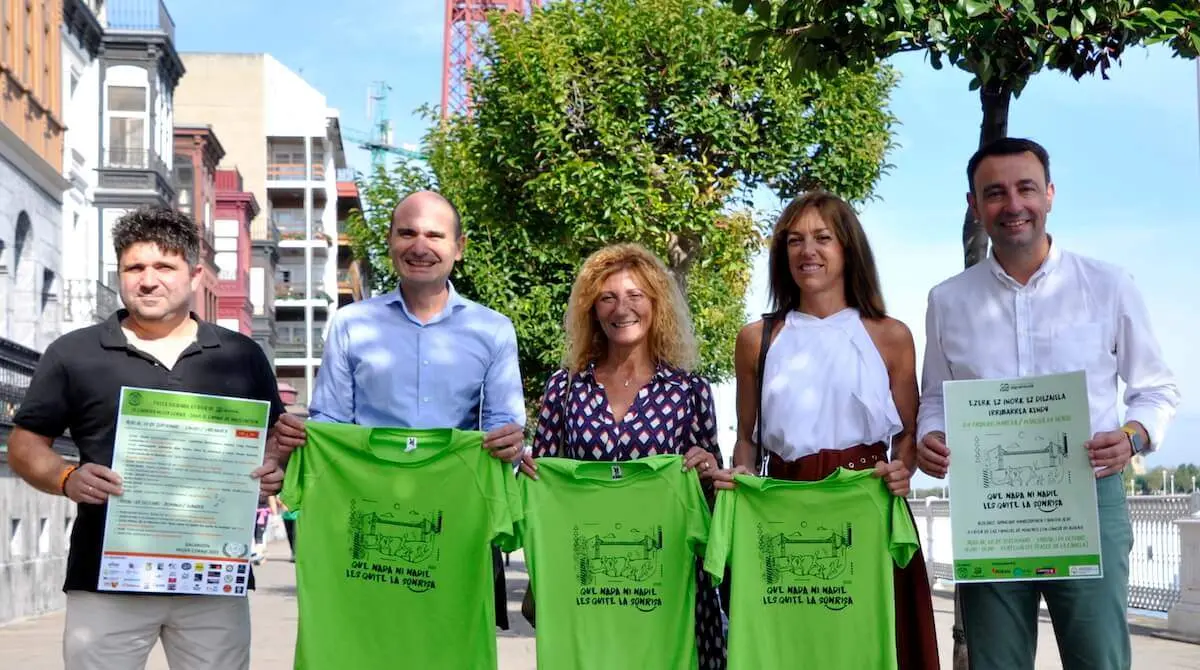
[[730, 0, 1200, 267], [346, 0, 899, 414]]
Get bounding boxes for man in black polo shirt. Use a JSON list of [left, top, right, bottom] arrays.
[[7, 207, 286, 670]]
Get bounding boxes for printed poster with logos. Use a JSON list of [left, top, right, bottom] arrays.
[[945, 371, 1102, 583], [98, 387, 268, 596]]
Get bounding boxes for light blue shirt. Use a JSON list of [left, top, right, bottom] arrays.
[[308, 283, 525, 430]]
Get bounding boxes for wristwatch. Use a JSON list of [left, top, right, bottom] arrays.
[[1122, 425, 1148, 455]]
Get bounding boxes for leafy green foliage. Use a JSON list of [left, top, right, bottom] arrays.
[[345, 0, 898, 411], [732, 0, 1200, 96]]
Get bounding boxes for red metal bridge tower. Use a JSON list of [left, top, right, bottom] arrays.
[[441, 1, 541, 119]]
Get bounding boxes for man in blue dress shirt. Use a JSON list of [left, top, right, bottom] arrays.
[[271, 190, 530, 629], [274, 190, 528, 460]]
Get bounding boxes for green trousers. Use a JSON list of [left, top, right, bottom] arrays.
[[961, 474, 1134, 670]]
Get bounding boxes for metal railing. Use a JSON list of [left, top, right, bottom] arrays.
[[275, 339, 325, 358], [267, 163, 325, 181], [274, 283, 330, 302], [106, 0, 176, 42], [271, 210, 326, 239], [335, 168, 358, 182], [63, 280, 121, 324], [0, 337, 40, 424], [909, 494, 1195, 612]]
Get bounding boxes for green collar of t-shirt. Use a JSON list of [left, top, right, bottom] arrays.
[[354, 426, 476, 466], [536, 454, 683, 486], [733, 466, 875, 491]]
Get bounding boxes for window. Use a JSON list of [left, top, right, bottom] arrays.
[[214, 219, 240, 281], [106, 84, 148, 168], [37, 517, 49, 555], [41, 267, 54, 311], [173, 163, 194, 215], [10, 518, 24, 558], [13, 211, 31, 277]]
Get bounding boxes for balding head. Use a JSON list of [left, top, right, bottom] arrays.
[[392, 191, 462, 239]]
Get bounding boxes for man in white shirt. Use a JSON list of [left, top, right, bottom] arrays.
[[915, 137, 1179, 670]]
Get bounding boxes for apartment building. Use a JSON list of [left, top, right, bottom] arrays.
[[94, 0, 183, 285], [0, 0, 68, 350], [213, 167, 257, 335], [172, 124, 222, 320], [174, 53, 356, 405], [59, 0, 111, 331]]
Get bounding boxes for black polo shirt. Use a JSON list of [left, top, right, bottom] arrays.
[[14, 311, 285, 593]]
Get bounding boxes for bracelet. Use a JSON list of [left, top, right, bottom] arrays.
[[59, 464, 80, 496]]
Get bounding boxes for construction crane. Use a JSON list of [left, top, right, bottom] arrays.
[[441, 1, 541, 119], [342, 81, 424, 173]]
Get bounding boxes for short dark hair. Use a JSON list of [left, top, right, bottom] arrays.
[[767, 191, 886, 320], [112, 206, 200, 268], [967, 137, 1051, 193], [391, 191, 463, 238]]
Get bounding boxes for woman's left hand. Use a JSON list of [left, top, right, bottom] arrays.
[[682, 447, 720, 481], [873, 459, 912, 497]]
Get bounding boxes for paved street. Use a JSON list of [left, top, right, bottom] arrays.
[[1, 541, 1196, 669]]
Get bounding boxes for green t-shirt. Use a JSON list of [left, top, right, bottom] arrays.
[[519, 455, 710, 670], [281, 422, 522, 670], [704, 468, 918, 670]]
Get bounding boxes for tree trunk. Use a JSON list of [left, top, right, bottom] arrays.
[[961, 81, 1013, 269], [952, 79, 1015, 670]]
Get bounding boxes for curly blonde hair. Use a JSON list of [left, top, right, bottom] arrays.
[[564, 243, 698, 374]]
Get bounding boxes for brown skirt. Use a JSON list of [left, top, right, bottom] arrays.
[[767, 443, 940, 670]]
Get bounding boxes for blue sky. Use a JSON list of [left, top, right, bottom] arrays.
[[168, 2, 1200, 481]]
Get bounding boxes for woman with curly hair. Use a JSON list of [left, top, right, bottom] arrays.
[[529, 242, 727, 669]]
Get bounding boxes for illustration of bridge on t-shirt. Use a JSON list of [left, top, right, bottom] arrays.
[[348, 499, 443, 566], [757, 522, 852, 584], [573, 524, 663, 586], [975, 431, 1069, 489]]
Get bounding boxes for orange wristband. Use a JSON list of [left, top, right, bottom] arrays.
[[59, 464, 79, 495]]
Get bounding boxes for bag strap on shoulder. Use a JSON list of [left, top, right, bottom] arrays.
[[754, 312, 783, 473]]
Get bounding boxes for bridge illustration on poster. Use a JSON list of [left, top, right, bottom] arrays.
[[573, 523, 664, 586], [975, 431, 1070, 489], [348, 498, 443, 566], [758, 521, 853, 583]]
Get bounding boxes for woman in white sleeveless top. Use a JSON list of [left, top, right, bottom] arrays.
[[713, 191, 939, 669]]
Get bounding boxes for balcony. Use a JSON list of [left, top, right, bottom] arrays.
[[63, 280, 121, 325], [267, 163, 325, 182], [97, 146, 173, 205], [251, 217, 280, 245], [337, 268, 353, 294], [0, 338, 39, 425], [106, 0, 176, 42], [273, 210, 331, 249], [275, 332, 325, 359], [275, 283, 332, 305]]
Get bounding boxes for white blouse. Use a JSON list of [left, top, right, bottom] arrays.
[[759, 308, 901, 462]]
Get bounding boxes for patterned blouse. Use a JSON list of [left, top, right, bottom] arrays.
[[531, 363, 727, 669], [532, 364, 722, 462]]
